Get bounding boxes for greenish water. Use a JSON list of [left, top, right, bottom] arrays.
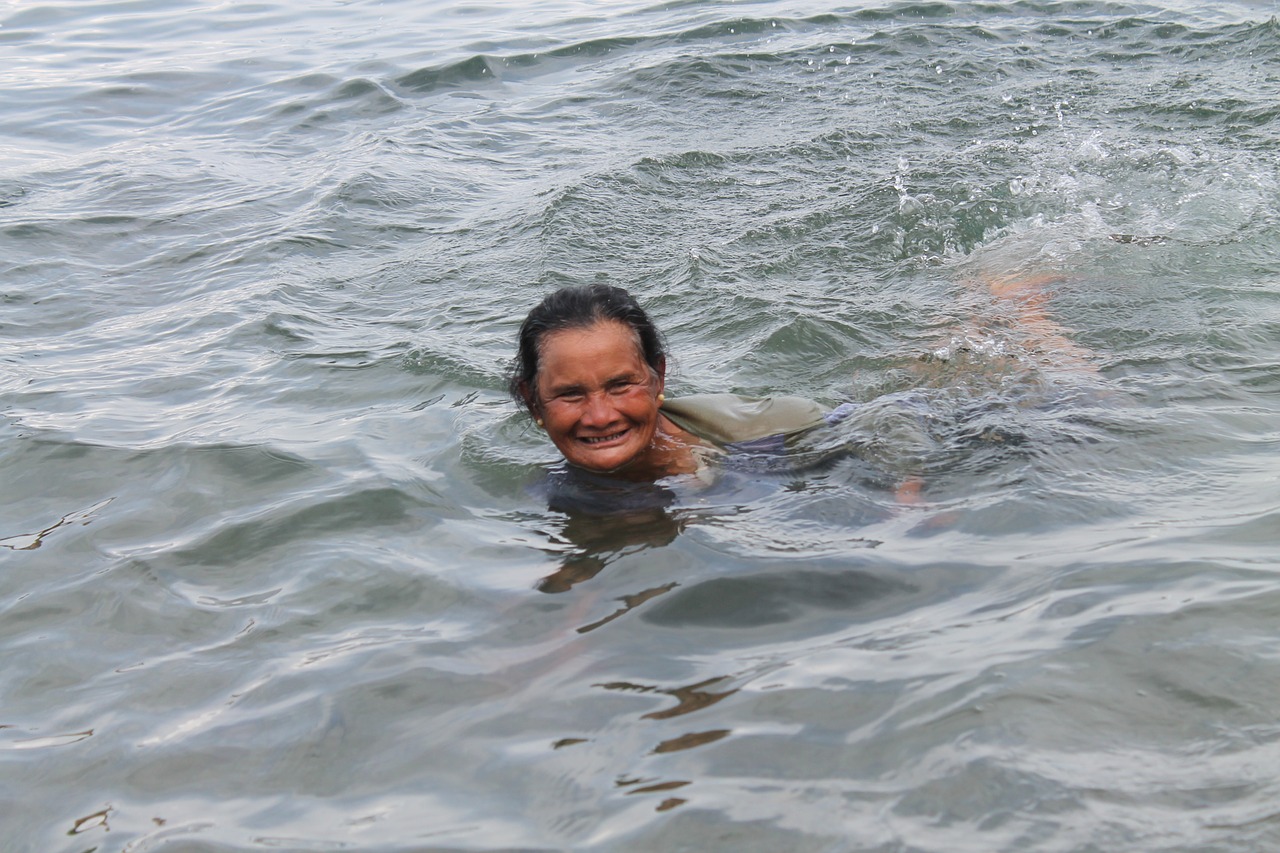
[[3, 1, 1280, 850]]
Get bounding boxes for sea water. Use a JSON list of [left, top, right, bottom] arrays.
[[3, 0, 1280, 850]]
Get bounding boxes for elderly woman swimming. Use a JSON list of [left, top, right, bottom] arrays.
[[510, 284, 848, 480]]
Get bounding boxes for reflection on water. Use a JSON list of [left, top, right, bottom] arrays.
[[0, 498, 114, 551], [69, 807, 111, 836], [653, 728, 731, 754], [596, 675, 741, 721], [643, 568, 914, 628], [586, 676, 742, 812], [576, 582, 678, 634], [535, 468, 685, 593]]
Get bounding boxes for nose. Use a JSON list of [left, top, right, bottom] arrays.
[[580, 392, 618, 428]]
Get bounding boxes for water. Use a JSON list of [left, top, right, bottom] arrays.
[[3, 0, 1280, 849]]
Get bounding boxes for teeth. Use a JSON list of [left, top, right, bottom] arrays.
[[583, 431, 625, 444]]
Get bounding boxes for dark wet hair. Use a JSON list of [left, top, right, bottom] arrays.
[[509, 284, 667, 415]]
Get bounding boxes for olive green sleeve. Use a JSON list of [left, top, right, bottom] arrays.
[[660, 393, 830, 445]]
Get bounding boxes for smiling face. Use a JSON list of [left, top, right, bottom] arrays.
[[528, 320, 667, 476]]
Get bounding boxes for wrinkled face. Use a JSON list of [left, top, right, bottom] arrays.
[[529, 321, 665, 475]]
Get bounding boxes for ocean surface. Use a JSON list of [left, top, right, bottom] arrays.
[[4, 0, 1280, 850]]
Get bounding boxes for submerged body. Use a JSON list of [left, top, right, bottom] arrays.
[[512, 277, 1099, 486]]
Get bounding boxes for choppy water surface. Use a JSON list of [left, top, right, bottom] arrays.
[[4, 0, 1280, 849]]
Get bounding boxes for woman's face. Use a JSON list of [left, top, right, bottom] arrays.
[[530, 320, 665, 475]]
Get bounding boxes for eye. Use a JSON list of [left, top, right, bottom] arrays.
[[608, 380, 641, 395]]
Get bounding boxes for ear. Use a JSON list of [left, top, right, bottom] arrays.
[[654, 357, 666, 394]]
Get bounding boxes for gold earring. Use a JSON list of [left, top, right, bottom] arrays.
[[657, 393, 665, 404]]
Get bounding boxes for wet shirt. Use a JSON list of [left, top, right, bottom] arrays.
[[660, 393, 857, 455]]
